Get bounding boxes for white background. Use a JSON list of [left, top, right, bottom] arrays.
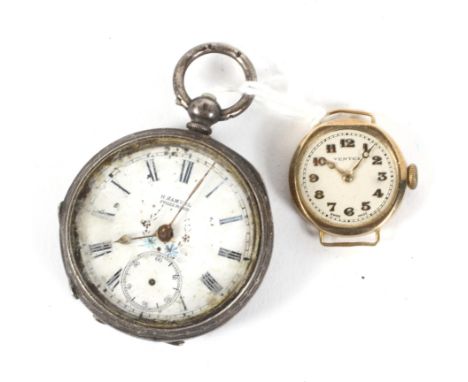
[[1, 1, 466, 381]]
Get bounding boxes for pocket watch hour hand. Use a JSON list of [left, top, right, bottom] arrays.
[[115, 233, 155, 244], [116, 163, 216, 245]]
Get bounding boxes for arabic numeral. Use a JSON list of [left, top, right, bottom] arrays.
[[378, 172, 387, 181], [340, 138, 355, 148], [309, 174, 319, 182], [326, 144, 336, 153], [372, 156, 382, 165], [315, 190, 324, 199], [344, 207, 354, 216], [313, 157, 327, 166], [373, 189, 384, 198]]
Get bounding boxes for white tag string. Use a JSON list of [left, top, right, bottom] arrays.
[[206, 74, 326, 126], [240, 80, 326, 125]]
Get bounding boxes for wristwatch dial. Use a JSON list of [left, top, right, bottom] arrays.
[[297, 128, 399, 228]]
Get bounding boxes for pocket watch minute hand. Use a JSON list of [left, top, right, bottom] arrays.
[[157, 162, 216, 243], [115, 163, 216, 245]]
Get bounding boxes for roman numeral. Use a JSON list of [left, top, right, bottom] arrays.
[[88, 241, 112, 258], [218, 248, 242, 261], [179, 160, 194, 184], [110, 178, 130, 195], [92, 210, 116, 219], [106, 269, 122, 291], [219, 215, 243, 225], [179, 295, 188, 311], [146, 159, 158, 181], [201, 272, 222, 294]]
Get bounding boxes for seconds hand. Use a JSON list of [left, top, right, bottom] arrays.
[[116, 162, 215, 244]]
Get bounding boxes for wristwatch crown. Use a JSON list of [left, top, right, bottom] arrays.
[[407, 164, 418, 189]]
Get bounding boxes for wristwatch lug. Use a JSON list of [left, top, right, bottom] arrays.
[[322, 109, 376, 124], [319, 230, 380, 247]]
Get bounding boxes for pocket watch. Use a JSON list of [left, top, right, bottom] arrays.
[[59, 43, 273, 343], [289, 109, 417, 246]]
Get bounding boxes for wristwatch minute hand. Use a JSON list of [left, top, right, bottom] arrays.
[[350, 144, 375, 174]]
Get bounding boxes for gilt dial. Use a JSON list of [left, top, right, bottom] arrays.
[[298, 128, 399, 227], [72, 140, 258, 322]]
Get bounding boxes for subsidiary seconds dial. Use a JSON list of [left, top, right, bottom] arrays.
[[299, 129, 398, 226], [121, 252, 182, 313]]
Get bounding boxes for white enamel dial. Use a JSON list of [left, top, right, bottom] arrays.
[[73, 143, 257, 322], [121, 252, 182, 312], [298, 128, 399, 227]]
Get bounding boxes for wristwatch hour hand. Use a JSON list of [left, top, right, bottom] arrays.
[[325, 159, 352, 182]]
